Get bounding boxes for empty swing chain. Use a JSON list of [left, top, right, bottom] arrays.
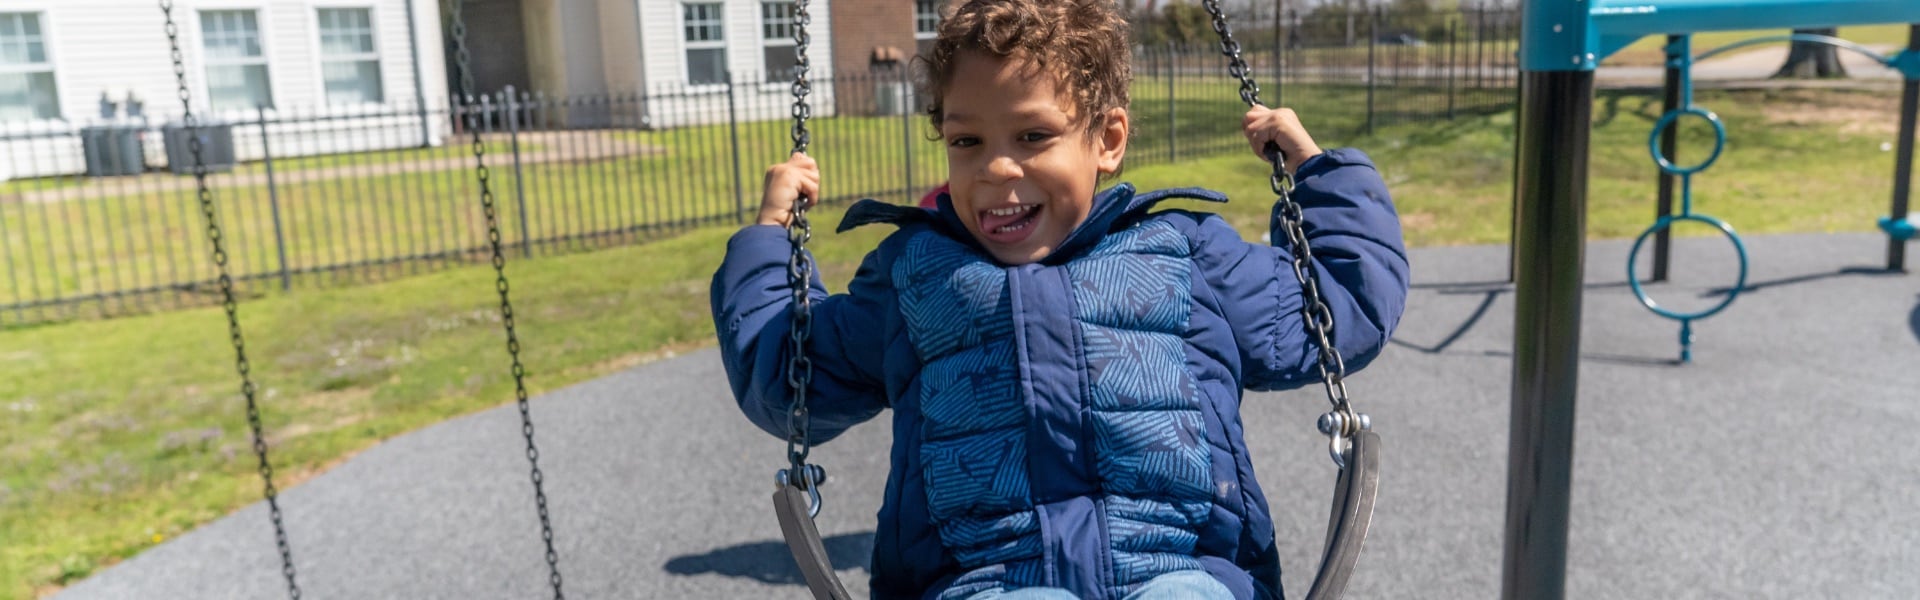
[[158, 3, 301, 599], [1199, 0, 1367, 468], [444, 1, 565, 597], [780, 0, 828, 518]]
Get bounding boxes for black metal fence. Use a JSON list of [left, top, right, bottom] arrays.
[[0, 9, 1520, 326]]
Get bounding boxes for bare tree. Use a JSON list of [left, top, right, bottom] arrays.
[[1772, 28, 1849, 79]]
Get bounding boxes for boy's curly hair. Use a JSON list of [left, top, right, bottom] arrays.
[[918, 0, 1132, 134]]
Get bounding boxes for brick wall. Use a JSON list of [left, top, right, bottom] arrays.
[[829, 0, 921, 115]]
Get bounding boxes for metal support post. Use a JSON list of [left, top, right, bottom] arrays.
[[1653, 35, 1684, 282], [1504, 69, 1592, 600], [1890, 24, 1918, 272]]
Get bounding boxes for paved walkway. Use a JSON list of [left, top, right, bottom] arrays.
[[1598, 43, 1908, 86], [57, 233, 1920, 599]]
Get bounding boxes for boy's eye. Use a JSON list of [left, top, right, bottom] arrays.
[[1019, 131, 1053, 143], [948, 136, 980, 148]]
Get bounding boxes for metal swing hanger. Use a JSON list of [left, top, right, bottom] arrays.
[[1194, 1, 1381, 598], [767, 0, 853, 597], [158, 2, 301, 598], [442, 0, 568, 597], [159, 0, 567, 597]]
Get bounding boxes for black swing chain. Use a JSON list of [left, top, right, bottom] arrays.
[[1198, 0, 1365, 467], [444, 1, 566, 597], [782, 0, 826, 507], [158, 3, 302, 599]]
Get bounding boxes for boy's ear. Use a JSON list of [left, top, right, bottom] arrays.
[[1096, 107, 1128, 174]]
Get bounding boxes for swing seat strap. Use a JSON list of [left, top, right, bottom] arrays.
[[775, 484, 853, 600], [1304, 431, 1382, 600]]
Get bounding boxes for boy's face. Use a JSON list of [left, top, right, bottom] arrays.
[[939, 51, 1128, 265]]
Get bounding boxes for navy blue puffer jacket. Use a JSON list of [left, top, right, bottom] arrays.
[[713, 149, 1408, 600]]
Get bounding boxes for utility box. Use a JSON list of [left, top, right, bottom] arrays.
[[874, 81, 912, 116], [162, 121, 237, 175], [80, 125, 146, 177]]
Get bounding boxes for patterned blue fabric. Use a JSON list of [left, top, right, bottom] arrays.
[[711, 148, 1410, 600], [896, 218, 1222, 598]]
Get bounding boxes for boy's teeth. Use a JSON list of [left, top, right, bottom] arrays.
[[988, 206, 1033, 217]]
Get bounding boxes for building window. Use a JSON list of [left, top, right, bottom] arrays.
[[914, 0, 941, 38], [201, 10, 273, 111], [0, 12, 59, 121], [683, 2, 726, 86], [761, 2, 798, 83], [914, 0, 941, 58], [317, 8, 383, 104]]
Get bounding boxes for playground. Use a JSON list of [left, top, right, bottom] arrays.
[[6, 0, 1920, 598], [48, 232, 1920, 599]]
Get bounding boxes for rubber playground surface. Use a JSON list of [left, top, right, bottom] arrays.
[[56, 233, 1920, 599]]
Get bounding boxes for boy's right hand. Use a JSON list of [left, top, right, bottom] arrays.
[[759, 152, 821, 227]]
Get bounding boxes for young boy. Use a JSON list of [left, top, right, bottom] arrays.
[[712, 0, 1408, 598]]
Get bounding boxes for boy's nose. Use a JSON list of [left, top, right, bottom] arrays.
[[982, 155, 1022, 183]]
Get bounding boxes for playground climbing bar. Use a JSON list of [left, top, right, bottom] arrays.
[[1506, 0, 1920, 599]]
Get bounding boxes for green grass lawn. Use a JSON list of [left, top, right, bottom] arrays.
[[1, 85, 1908, 599]]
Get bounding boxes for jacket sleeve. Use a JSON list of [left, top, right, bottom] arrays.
[[711, 225, 891, 443], [1193, 148, 1410, 391]]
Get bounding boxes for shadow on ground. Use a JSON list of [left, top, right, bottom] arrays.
[[663, 532, 875, 585]]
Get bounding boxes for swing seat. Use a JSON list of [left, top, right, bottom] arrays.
[[1879, 216, 1916, 241]]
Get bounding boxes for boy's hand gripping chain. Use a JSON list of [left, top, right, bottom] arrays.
[[1201, 2, 1380, 598], [770, 2, 851, 598]]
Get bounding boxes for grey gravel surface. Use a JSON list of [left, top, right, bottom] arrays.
[[58, 233, 1920, 599]]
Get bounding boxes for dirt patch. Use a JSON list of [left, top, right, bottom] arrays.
[[1745, 89, 1903, 136], [1399, 212, 1437, 233]]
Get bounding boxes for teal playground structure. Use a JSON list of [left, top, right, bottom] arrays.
[[1505, 1, 1919, 599], [1629, 31, 1916, 362]]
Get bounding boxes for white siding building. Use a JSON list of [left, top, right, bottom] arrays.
[[517, 0, 837, 128], [0, 0, 450, 178]]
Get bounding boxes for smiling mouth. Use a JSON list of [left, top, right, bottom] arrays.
[[980, 205, 1040, 236]]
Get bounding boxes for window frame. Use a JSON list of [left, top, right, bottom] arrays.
[[914, 0, 941, 40], [0, 11, 62, 121], [312, 5, 385, 105], [760, 1, 799, 84], [681, 1, 728, 87], [197, 7, 276, 112]]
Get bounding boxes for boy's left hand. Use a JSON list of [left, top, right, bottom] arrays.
[[1243, 106, 1324, 176]]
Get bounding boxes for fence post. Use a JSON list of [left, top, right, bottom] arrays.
[[254, 105, 292, 291], [503, 86, 533, 258], [901, 67, 915, 199], [725, 72, 746, 223], [1447, 19, 1458, 119], [1272, 6, 1284, 108], [1366, 8, 1378, 135], [1167, 44, 1177, 163]]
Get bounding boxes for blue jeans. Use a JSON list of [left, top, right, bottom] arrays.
[[965, 570, 1233, 600]]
